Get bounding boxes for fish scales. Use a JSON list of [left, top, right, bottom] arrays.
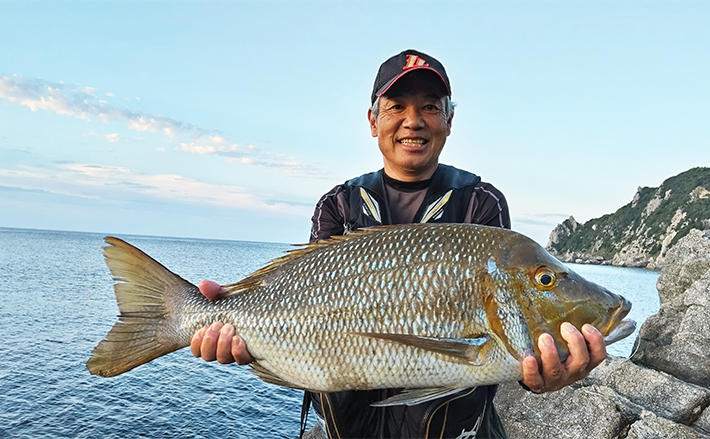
[[209, 225, 517, 389], [88, 223, 635, 404]]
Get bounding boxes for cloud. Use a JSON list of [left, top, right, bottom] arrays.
[[177, 141, 330, 178], [0, 74, 331, 179], [104, 133, 120, 143], [87, 131, 122, 143], [513, 213, 569, 228], [0, 163, 311, 216], [178, 142, 223, 155], [0, 74, 214, 138]]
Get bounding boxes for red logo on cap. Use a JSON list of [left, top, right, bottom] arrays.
[[403, 55, 429, 70]]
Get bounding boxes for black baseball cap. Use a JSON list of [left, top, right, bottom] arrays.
[[371, 49, 451, 104]]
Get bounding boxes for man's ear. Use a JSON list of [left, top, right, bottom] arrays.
[[367, 108, 378, 138], [446, 112, 454, 136]]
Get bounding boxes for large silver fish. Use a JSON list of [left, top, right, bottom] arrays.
[[87, 223, 635, 405]]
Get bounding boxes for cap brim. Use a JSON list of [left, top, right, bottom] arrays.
[[375, 66, 451, 98]]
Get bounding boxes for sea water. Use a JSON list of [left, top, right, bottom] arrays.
[[0, 228, 660, 438], [567, 262, 660, 358]]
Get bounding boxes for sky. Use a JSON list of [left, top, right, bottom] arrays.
[[1, 1, 708, 246]]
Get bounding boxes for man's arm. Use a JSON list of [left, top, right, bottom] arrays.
[[467, 182, 511, 229], [309, 184, 347, 242]]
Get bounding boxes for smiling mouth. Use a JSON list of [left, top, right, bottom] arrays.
[[399, 138, 427, 147]]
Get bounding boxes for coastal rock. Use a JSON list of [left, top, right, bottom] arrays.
[[583, 357, 710, 424], [626, 411, 710, 439], [302, 424, 326, 439], [654, 228, 710, 307], [493, 382, 626, 439], [632, 229, 710, 387], [611, 240, 653, 268], [546, 216, 578, 249], [695, 406, 710, 436], [494, 356, 710, 439]]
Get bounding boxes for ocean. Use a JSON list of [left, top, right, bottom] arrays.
[[0, 227, 660, 438]]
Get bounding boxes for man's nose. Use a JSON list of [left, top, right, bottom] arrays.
[[402, 106, 425, 129]]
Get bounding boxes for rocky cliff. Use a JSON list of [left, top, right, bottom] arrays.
[[495, 229, 710, 439], [546, 167, 710, 269]]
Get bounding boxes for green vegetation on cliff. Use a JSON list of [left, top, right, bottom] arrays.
[[547, 167, 710, 267]]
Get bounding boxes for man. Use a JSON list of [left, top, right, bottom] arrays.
[[191, 50, 606, 438]]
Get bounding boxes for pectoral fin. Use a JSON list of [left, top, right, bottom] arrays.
[[372, 387, 471, 407], [353, 332, 490, 365]]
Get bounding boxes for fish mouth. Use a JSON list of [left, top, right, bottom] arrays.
[[603, 319, 636, 345], [602, 296, 636, 345]]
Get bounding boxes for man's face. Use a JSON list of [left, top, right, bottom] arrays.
[[368, 78, 453, 182]]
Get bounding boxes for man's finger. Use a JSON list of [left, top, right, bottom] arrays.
[[538, 332, 564, 384], [560, 322, 590, 375], [232, 336, 255, 365], [199, 280, 227, 300], [582, 324, 607, 368], [190, 327, 207, 357], [216, 324, 237, 364], [520, 356, 544, 393], [199, 322, 223, 362]]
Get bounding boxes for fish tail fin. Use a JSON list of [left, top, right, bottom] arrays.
[[87, 236, 197, 377]]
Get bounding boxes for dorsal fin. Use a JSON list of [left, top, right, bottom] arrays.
[[220, 226, 400, 295]]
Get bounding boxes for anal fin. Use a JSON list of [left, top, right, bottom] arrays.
[[372, 387, 471, 407]]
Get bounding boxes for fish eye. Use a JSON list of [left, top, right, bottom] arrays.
[[534, 268, 556, 289]]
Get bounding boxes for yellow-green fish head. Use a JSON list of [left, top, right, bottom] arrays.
[[492, 230, 635, 361]]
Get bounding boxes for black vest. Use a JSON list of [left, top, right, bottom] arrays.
[[343, 164, 481, 231]]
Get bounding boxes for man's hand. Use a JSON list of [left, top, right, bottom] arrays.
[[190, 322, 254, 365], [190, 280, 254, 365], [520, 322, 606, 393]]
